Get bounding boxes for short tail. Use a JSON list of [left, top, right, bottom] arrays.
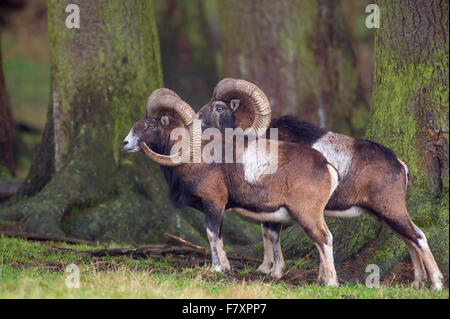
[[397, 159, 409, 187]]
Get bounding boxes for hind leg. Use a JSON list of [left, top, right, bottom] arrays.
[[257, 223, 274, 275], [289, 208, 337, 286], [410, 224, 443, 290], [371, 201, 443, 290], [404, 238, 427, 289]]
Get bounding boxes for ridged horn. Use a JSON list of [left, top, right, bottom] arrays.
[[145, 88, 181, 118], [141, 93, 201, 167], [213, 78, 271, 136]]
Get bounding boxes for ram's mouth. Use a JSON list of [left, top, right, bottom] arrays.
[[123, 144, 140, 152], [123, 128, 141, 152]]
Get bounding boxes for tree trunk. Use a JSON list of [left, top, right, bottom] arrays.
[[0, 0, 260, 246], [365, 0, 449, 272], [217, 0, 377, 266], [0, 31, 15, 177], [0, 0, 178, 243], [154, 0, 219, 109], [219, 0, 368, 136]]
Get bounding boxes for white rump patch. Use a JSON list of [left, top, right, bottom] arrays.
[[312, 132, 354, 178], [324, 206, 367, 218]]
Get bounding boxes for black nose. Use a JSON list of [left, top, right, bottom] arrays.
[[123, 140, 128, 146]]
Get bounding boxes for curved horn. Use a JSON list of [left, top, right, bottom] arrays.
[[146, 88, 181, 118], [213, 78, 271, 136], [141, 94, 201, 167]]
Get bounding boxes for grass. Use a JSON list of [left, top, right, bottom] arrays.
[[0, 236, 448, 299]]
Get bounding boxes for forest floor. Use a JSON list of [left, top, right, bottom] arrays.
[[0, 235, 447, 299]]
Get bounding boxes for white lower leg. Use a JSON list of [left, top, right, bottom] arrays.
[[267, 225, 285, 279], [414, 226, 443, 291], [257, 224, 274, 274], [315, 237, 338, 287], [216, 237, 231, 271], [270, 236, 285, 279], [405, 240, 427, 289], [207, 227, 222, 272]]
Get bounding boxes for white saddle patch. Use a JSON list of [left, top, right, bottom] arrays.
[[312, 132, 354, 178], [241, 141, 272, 183]]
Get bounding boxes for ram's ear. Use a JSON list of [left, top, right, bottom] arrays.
[[230, 99, 240, 111], [160, 116, 170, 128]]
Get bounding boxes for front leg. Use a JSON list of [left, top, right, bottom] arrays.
[[205, 204, 226, 273], [257, 223, 274, 275], [216, 219, 231, 271], [267, 222, 285, 279]]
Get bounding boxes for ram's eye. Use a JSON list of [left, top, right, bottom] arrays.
[[214, 102, 226, 113], [146, 120, 156, 130]]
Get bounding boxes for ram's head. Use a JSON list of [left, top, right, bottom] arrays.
[[197, 78, 271, 137], [123, 88, 201, 166]]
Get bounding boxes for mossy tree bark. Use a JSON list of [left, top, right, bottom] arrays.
[[219, 0, 368, 136], [365, 0, 449, 273], [0, 32, 15, 177], [280, 1, 449, 277], [0, 0, 260, 246], [0, 0, 178, 242]]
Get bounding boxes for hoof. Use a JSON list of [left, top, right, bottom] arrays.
[[221, 263, 231, 272], [326, 281, 339, 287], [431, 281, 443, 291], [270, 270, 283, 280], [210, 265, 223, 273], [430, 273, 444, 291], [317, 278, 338, 287], [412, 280, 426, 290], [257, 263, 273, 275], [269, 264, 285, 280]]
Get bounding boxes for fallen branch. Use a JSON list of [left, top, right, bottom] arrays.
[[0, 230, 97, 246], [50, 244, 260, 264], [164, 232, 206, 250]]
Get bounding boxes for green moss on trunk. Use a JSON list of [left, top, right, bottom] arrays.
[[0, 32, 15, 176], [0, 0, 173, 241], [0, 1, 262, 246], [366, 0, 449, 273]]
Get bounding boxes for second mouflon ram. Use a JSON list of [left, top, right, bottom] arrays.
[[123, 85, 341, 286], [197, 78, 443, 291]]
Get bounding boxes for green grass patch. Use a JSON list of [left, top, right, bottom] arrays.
[[0, 236, 447, 299]]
